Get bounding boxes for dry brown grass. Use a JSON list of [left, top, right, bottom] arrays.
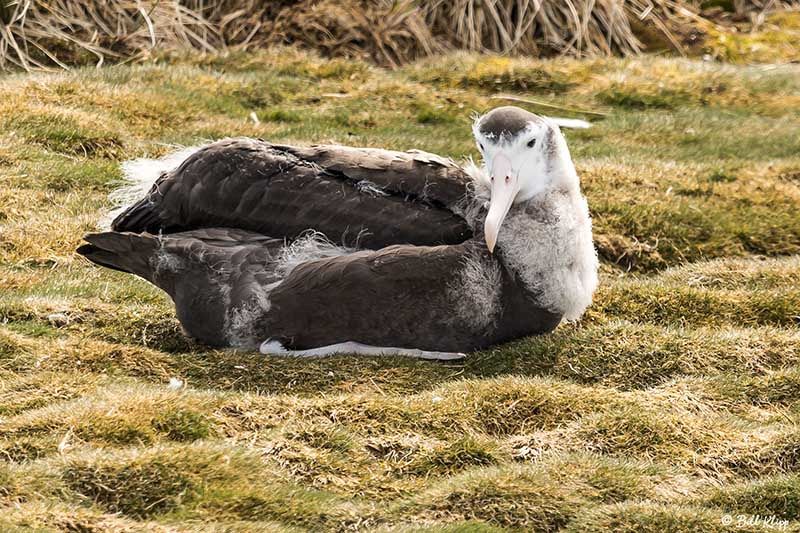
[[0, 0, 793, 70], [0, 0, 218, 70]]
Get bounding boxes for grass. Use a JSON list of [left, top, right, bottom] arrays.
[[10, 0, 796, 72], [0, 46, 799, 531]]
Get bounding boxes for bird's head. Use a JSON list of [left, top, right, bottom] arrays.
[[473, 106, 578, 253]]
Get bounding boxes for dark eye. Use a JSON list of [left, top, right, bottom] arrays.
[[527, 138, 536, 148], [479, 143, 484, 151]]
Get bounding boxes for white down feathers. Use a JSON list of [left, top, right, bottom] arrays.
[[497, 189, 598, 321]]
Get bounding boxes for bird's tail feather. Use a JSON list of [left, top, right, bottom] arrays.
[[77, 232, 161, 282]]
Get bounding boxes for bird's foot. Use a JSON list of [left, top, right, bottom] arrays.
[[259, 339, 465, 361], [259, 339, 290, 355]]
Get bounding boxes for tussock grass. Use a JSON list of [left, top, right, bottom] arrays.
[[493, 322, 800, 390], [236, 376, 630, 440], [0, 327, 35, 371], [592, 284, 800, 327], [377, 523, 508, 533], [563, 501, 787, 532], [2, 384, 223, 452], [3, 107, 125, 158], [61, 443, 368, 527], [567, 404, 718, 459], [401, 454, 689, 530], [57, 442, 357, 526], [0, 501, 185, 533], [1, 49, 799, 530], [701, 474, 800, 520], [705, 10, 800, 63], [403, 436, 499, 477], [692, 368, 800, 411], [712, 425, 800, 478], [64, 448, 201, 518], [3, 0, 792, 71], [590, 256, 800, 325], [0, 371, 112, 416]]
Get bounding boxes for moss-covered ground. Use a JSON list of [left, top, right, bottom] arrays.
[[1, 44, 799, 531]]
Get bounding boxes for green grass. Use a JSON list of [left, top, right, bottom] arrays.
[[0, 47, 799, 531]]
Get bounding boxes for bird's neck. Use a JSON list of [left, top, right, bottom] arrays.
[[495, 186, 584, 287], [492, 182, 597, 323]]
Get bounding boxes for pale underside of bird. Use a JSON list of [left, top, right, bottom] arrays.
[[78, 106, 599, 360]]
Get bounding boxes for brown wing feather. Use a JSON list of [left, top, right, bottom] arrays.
[[112, 138, 474, 249], [274, 144, 470, 206], [263, 243, 489, 353]]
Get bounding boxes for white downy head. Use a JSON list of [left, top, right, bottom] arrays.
[[473, 106, 579, 252]]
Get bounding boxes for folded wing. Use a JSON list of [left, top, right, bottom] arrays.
[[263, 243, 485, 352], [77, 229, 526, 353], [111, 138, 475, 249]]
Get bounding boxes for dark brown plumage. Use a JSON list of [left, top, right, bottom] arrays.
[[112, 138, 473, 250], [477, 105, 542, 139], [78, 229, 285, 347], [78, 230, 560, 352], [79, 106, 599, 357]]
